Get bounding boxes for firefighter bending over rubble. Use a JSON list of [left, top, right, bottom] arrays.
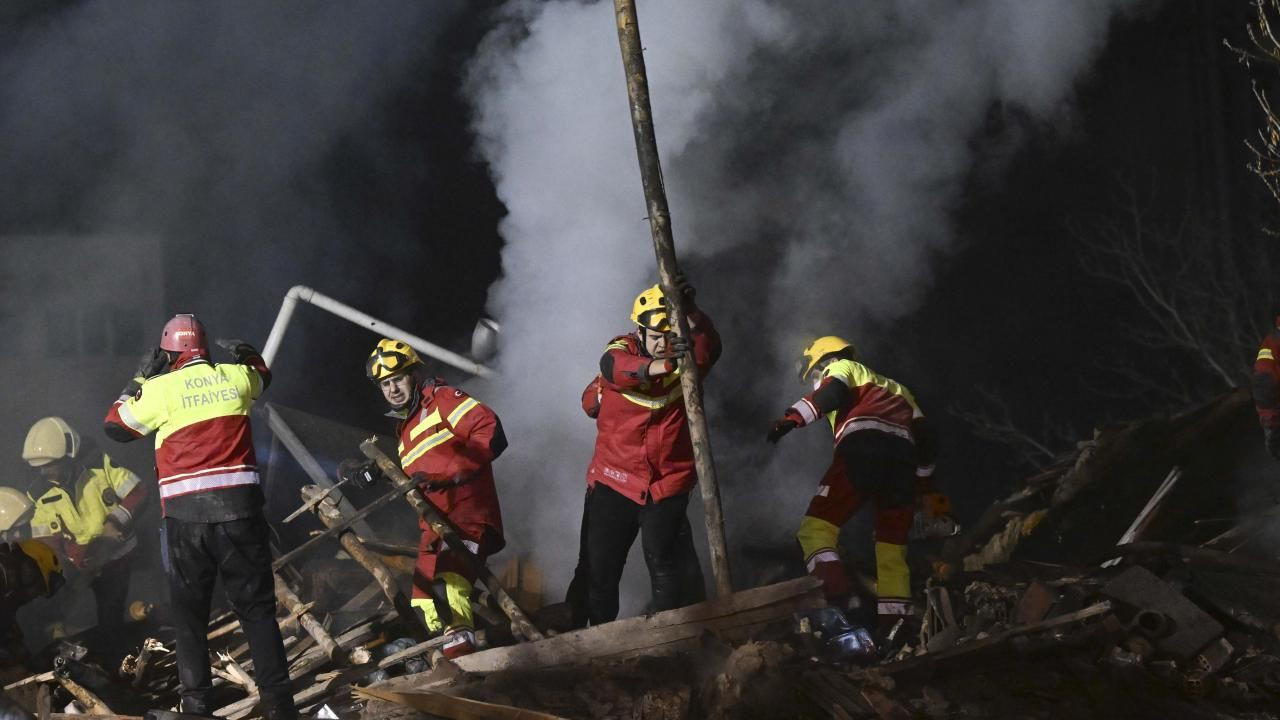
[[767, 336, 939, 652], [104, 314, 296, 719], [0, 417, 147, 628], [349, 339, 507, 660], [579, 275, 719, 624]]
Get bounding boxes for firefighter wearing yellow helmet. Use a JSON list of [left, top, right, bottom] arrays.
[[15, 417, 147, 629], [355, 337, 509, 660], [0, 488, 63, 679], [767, 335, 943, 658]]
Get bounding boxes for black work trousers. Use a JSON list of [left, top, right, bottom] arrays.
[[584, 483, 705, 625], [90, 555, 132, 627], [162, 516, 295, 717]]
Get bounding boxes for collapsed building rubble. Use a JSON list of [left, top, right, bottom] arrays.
[[4, 389, 1280, 718]]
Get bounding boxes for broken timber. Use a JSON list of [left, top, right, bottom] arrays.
[[387, 576, 823, 680], [300, 483, 428, 636], [359, 437, 545, 642], [880, 601, 1113, 677], [274, 574, 340, 661]]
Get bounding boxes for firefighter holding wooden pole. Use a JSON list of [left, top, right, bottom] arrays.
[[345, 339, 508, 659], [611, 0, 733, 598], [577, 278, 719, 624]]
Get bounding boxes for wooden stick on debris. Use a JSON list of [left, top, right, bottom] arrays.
[[612, 0, 733, 600], [300, 484, 429, 637], [1102, 466, 1181, 568], [274, 574, 341, 661], [881, 601, 1113, 676], [359, 438, 546, 642], [55, 673, 113, 716]]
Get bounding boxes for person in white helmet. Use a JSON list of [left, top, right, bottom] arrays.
[[7, 416, 146, 628]]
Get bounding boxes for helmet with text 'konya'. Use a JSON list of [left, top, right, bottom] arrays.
[[160, 313, 208, 356]]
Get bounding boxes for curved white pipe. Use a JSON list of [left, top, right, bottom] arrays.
[[261, 285, 494, 377]]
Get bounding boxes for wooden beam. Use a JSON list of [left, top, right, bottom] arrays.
[[302, 484, 428, 637], [386, 577, 822, 679]]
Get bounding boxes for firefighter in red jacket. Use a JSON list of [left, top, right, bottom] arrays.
[[767, 336, 935, 634], [1253, 315, 1280, 458], [358, 339, 507, 659], [583, 276, 720, 624], [104, 314, 296, 719]]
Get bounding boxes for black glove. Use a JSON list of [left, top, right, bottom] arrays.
[[672, 271, 696, 304], [338, 458, 382, 487], [413, 471, 464, 492], [1267, 426, 1280, 460], [136, 347, 169, 380], [767, 417, 799, 444], [216, 338, 259, 363], [665, 333, 691, 361]]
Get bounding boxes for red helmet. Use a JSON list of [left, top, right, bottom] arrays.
[[160, 313, 208, 354]]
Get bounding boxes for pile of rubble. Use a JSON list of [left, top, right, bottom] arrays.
[[5, 390, 1280, 718]]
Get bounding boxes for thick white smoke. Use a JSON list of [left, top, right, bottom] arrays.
[[468, 0, 1144, 602]]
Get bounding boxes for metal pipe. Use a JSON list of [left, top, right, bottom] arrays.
[[261, 285, 493, 377], [613, 0, 733, 597]]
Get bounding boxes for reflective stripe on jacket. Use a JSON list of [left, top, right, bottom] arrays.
[[104, 356, 266, 521], [586, 309, 721, 505], [396, 379, 505, 543], [28, 453, 146, 569]]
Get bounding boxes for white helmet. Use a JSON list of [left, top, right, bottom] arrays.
[[0, 487, 33, 532], [22, 417, 80, 467]]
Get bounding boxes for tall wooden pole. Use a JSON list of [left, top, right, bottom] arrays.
[[613, 0, 732, 597]]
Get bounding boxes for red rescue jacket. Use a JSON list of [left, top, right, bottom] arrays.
[[1253, 323, 1280, 429], [396, 378, 506, 543], [585, 310, 721, 505]]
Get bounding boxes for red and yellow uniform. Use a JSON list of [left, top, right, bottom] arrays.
[[395, 378, 506, 635], [784, 357, 924, 618], [1253, 322, 1280, 457], [104, 355, 268, 521], [585, 309, 721, 504]]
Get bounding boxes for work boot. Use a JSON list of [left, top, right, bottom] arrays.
[[441, 628, 476, 660]]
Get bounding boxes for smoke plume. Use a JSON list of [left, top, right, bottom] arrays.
[[468, 0, 1143, 604]]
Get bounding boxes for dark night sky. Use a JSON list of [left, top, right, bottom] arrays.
[[0, 0, 1275, 530]]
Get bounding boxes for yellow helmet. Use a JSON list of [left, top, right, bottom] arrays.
[[365, 338, 423, 382], [22, 417, 80, 468], [799, 336, 857, 381], [630, 284, 670, 332], [0, 488, 33, 532], [18, 540, 63, 597]]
